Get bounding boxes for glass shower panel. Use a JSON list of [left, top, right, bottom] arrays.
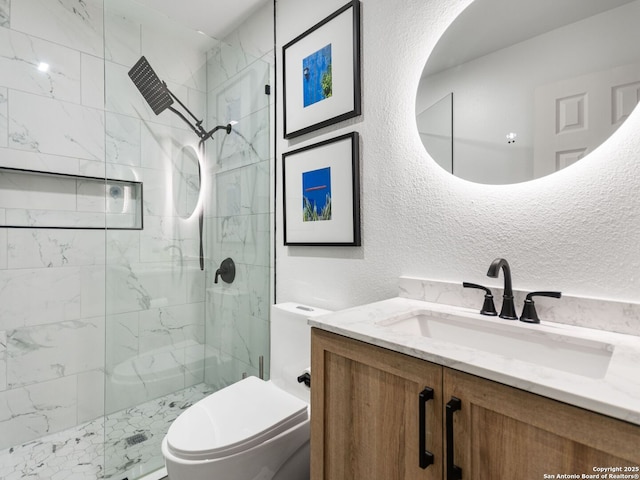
[[204, 46, 272, 390], [103, 1, 216, 478], [103, 1, 272, 479], [0, 0, 108, 477]]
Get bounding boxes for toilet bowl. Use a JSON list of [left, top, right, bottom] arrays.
[[161, 302, 331, 480]]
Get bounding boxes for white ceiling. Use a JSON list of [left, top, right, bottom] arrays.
[[134, 0, 270, 39]]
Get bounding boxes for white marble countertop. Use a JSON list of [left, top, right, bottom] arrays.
[[308, 297, 640, 426]]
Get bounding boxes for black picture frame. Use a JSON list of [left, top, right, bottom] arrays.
[[282, 132, 360, 246], [282, 1, 361, 139]]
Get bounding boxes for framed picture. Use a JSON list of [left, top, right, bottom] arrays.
[[283, 132, 360, 246], [282, 1, 361, 139]]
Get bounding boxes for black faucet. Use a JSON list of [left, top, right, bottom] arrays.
[[486, 258, 518, 320]]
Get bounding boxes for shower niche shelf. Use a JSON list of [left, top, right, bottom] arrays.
[[0, 167, 143, 230]]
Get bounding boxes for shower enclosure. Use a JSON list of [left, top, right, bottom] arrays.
[[0, 0, 273, 478]]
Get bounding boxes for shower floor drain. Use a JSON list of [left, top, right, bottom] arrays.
[[125, 433, 148, 446]]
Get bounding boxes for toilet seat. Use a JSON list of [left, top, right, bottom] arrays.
[[165, 376, 309, 461]]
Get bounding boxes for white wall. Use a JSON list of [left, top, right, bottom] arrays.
[[275, 0, 640, 327]]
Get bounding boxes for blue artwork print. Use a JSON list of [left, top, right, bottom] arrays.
[[302, 44, 332, 108], [302, 167, 332, 222]]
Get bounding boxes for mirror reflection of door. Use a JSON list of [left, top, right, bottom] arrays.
[[534, 64, 640, 178], [172, 145, 201, 218]]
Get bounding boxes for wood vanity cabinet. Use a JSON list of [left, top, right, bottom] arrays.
[[310, 328, 640, 480]]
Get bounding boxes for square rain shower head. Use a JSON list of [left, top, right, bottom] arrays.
[[128, 56, 174, 115]]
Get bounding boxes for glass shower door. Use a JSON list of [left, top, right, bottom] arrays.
[[103, 1, 272, 478], [203, 42, 273, 392], [103, 1, 216, 478]]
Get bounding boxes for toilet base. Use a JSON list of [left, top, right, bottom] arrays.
[[272, 441, 309, 480]]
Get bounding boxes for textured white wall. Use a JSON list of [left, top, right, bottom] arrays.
[[275, 0, 640, 320]]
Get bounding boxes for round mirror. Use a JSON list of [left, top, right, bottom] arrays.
[[172, 145, 201, 218], [416, 0, 640, 184]]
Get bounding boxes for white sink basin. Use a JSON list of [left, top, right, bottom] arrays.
[[377, 310, 614, 379]]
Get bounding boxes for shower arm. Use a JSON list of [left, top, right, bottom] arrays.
[[165, 85, 208, 139], [164, 84, 233, 142], [200, 123, 232, 143], [167, 105, 206, 138]]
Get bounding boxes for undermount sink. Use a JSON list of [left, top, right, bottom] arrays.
[[376, 310, 614, 379]]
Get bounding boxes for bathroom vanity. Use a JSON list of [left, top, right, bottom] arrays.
[[308, 297, 640, 479]]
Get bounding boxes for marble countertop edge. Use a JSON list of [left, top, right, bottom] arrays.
[[308, 296, 640, 426]]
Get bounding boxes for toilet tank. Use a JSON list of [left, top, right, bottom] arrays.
[[270, 303, 332, 402]]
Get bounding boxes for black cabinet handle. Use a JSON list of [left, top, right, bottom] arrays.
[[418, 387, 434, 469], [446, 397, 462, 480]]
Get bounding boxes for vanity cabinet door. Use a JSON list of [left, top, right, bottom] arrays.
[[311, 329, 443, 480], [443, 368, 640, 479]]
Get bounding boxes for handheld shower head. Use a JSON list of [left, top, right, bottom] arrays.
[[128, 56, 174, 115]]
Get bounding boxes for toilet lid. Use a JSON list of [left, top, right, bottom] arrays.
[[165, 376, 309, 460]]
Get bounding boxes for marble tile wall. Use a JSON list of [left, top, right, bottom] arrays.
[[0, 27, 82, 103], [0, 0, 104, 450], [9, 91, 105, 159], [0, 1, 8, 28], [11, 0, 104, 57], [0, 0, 224, 455]]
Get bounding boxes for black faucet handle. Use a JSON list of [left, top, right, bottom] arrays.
[[520, 291, 562, 324], [462, 282, 498, 316], [462, 282, 490, 294], [526, 291, 562, 300]]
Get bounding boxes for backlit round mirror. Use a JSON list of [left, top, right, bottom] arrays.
[[416, 0, 640, 185]]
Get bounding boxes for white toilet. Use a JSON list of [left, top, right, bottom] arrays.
[[161, 302, 331, 480]]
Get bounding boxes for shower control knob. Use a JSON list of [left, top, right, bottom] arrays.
[[214, 258, 235, 284]]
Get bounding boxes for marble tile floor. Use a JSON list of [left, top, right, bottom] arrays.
[[0, 383, 215, 480]]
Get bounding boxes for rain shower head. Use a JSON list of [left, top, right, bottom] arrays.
[[128, 56, 233, 145], [128, 56, 174, 115]]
